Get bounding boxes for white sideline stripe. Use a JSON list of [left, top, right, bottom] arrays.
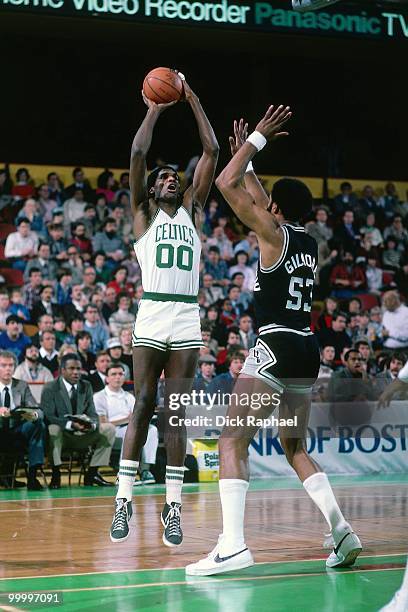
[[0, 553, 404, 582], [0, 479, 406, 504], [0, 490, 405, 513]]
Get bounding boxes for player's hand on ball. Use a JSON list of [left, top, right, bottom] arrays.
[[255, 105, 292, 141], [229, 118, 248, 156], [141, 90, 178, 112]]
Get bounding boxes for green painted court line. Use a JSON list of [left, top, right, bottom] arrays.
[[0, 555, 405, 589], [0, 474, 407, 503], [0, 557, 405, 612]]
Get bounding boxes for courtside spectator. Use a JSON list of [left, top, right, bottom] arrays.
[[14, 345, 54, 384]]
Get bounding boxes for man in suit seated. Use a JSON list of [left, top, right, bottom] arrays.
[[88, 350, 111, 392], [42, 353, 115, 489], [0, 350, 46, 490]]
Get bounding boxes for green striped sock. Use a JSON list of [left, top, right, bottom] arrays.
[[117, 460, 139, 501], [165, 465, 184, 505]]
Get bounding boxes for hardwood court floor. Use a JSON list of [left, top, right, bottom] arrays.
[[0, 475, 406, 611]]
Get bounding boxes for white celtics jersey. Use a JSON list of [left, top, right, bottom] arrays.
[[134, 206, 201, 298]]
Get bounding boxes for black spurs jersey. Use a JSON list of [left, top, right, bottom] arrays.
[[253, 223, 318, 331]]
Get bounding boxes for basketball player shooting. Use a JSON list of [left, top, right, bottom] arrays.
[[110, 74, 219, 547], [186, 105, 361, 576]]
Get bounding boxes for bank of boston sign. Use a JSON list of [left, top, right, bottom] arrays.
[[1, 0, 408, 40]]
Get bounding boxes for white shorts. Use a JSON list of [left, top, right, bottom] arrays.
[[132, 299, 203, 352]]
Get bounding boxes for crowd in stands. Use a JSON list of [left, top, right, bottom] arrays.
[[1, 165, 408, 488]]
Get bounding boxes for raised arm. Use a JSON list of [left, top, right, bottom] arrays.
[[216, 104, 291, 244], [182, 80, 219, 218], [229, 118, 270, 210], [129, 94, 177, 214]]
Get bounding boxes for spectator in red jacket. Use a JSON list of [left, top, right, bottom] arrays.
[[106, 266, 135, 299], [330, 251, 366, 299]]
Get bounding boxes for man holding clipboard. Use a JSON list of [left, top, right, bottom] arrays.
[[0, 350, 46, 490], [42, 353, 116, 489]]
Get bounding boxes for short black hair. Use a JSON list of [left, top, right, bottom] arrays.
[[61, 353, 81, 369], [17, 216, 31, 227], [6, 314, 21, 325], [271, 178, 313, 223], [340, 181, 352, 190], [106, 363, 125, 376], [28, 267, 41, 276], [147, 166, 180, 193], [344, 349, 360, 362], [332, 311, 348, 321]]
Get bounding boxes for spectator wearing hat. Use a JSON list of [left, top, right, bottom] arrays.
[[14, 344, 54, 384], [0, 350, 46, 490], [106, 338, 130, 380], [0, 316, 31, 362], [5, 217, 39, 271], [193, 354, 216, 392]]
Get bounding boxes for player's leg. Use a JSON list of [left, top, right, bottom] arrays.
[[292, 0, 340, 12], [187, 373, 275, 575], [160, 347, 199, 547], [111, 346, 166, 543], [280, 392, 362, 568]]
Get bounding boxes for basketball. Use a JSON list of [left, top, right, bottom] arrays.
[[143, 67, 184, 104]]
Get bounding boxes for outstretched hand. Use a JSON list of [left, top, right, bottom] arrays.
[[255, 105, 292, 141], [141, 90, 178, 113], [229, 118, 248, 157]]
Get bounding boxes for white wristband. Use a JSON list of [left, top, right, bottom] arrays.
[[245, 161, 254, 173], [246, 131, 267, 152]]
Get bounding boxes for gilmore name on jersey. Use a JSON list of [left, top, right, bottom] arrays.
[[254, 223, 318, 330]]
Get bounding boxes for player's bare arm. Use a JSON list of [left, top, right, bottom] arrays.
[[182, 79, 219, 225], [229, 118, 270, 210], [130, 93, 177, 238], [216, 104, 291, 266]]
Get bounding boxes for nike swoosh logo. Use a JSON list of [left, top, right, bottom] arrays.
[[214, 548, 248, 563], [334, 532, 352, 554]]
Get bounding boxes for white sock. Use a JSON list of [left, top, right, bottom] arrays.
[[399, 558, 408, 601], [218, 479, 249, 556], [116, 460, 139, 501], [165, 465, 184, 505], [303, 472, 348, 535]]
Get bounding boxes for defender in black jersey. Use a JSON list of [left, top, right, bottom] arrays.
[[186, 108, 361, 577]]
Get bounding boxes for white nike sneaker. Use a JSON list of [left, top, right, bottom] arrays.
[[186, 536, 254, 576], [379, 588, 408, 612], [326, 527, 362, 568], [292, 0, 340, 12]]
